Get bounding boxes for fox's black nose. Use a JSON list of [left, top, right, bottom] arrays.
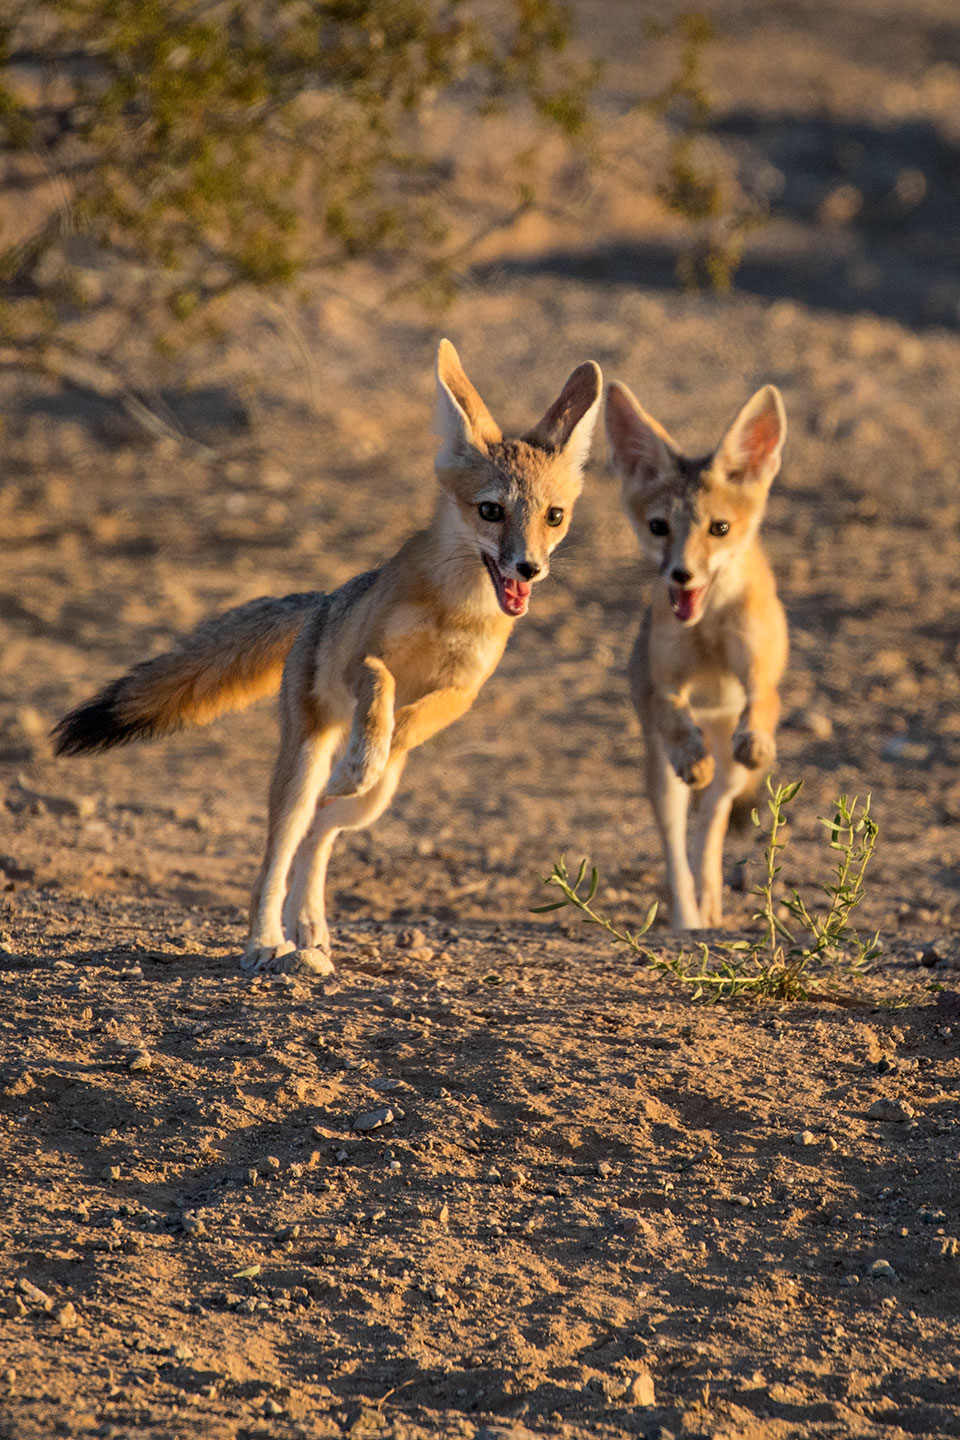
[[516, 561, 541, 581], [670, 567, 693, 585]]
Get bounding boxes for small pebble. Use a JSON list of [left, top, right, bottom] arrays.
[[867, 1098, 915, 1123], [128, 1051, 153, 1072], [398, 928, 427, 950], [53, 1301, 78, 1328], [354, 1107, 394, 1132], [622, 1371, 656, 1406], [793, 1130, 817, 1146], [17, 1279, 53, 1311], [870, 1258, 897, 1279], [790, 708, 833, 740], [284, 948, 334, 978]]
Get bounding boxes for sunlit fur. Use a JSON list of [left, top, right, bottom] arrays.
[[606, 381, 789, 931], [56, 341, 602, 972], [437, 437, 585, 595]]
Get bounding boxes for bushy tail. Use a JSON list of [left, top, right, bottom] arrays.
[[52, 591, 320, 756]]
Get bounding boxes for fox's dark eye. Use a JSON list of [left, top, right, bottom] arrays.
[[478, 501, 504, 523], [709, 520, 730, 537], [546, 506, 564, 527], [649, 518, 669, 536]]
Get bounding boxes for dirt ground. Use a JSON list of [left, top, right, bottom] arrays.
[[1, 2, 959, 1437]]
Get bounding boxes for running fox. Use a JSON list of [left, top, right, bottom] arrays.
[[605, 380, 788, 930], [55, 341, 602, 972]]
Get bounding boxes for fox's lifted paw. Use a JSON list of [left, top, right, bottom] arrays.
[[326, 737, 390, 801], [733, 728, 776, 770], [670, 734, 715, 790]]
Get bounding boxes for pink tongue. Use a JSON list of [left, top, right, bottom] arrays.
[[673, 587, 702, 621], [503, 579, 531, 603]]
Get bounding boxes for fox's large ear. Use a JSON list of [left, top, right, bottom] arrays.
[[605, 381, 680, 485], [716, 385, 786, 486], [434, 339, 502, 468], [526, 361, 602, 475]]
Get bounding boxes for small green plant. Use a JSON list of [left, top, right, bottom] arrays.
[[533, 778, 881, 1001]]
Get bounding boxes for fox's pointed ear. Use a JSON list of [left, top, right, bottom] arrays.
[[526, 361, 602, 474], [716, 385, 787, 486], [605, 381, 679, 484], [434, 339, 502, 468]]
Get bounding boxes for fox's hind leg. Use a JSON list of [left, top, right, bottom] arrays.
[[689, 716, 748, 927], [284, 754, 407, 956], [645, 727, 702, 930], [243, 713, 340, 973]]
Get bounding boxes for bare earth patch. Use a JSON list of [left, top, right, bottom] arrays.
[[2, 1, 960, 1435]]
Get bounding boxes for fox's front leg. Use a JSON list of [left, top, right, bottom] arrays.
[[389, 685, 476, 755], [727, 632, 783, 771], [653, 688, 715, 791], [732, 692, 779, 771], [325, 656, 396, 798]]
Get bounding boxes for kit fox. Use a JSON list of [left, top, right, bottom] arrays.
[[605, 380, 788, 929], [55, 341, 602, 971]]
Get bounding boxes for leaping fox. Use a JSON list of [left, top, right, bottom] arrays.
[[55, 342, 602, 972], [605, 381, 788, 930]]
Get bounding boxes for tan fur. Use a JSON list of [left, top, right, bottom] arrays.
[[57, 343, 602, 971], [53, 593, 320, 754], [607, 381, 788, 930]]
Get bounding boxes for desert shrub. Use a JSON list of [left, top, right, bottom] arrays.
[[0, 0, 592, 363], [0, 4, 755, 398], [535, 779, 882, 1001]]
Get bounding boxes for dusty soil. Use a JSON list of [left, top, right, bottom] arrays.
[[1, 2, 959, 1437]]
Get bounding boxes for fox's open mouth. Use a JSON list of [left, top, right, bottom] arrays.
[[669, 583, 707, 624], [483, 555, 531, 617]]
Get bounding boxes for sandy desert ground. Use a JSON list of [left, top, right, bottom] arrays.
[[0, 2, 959, 1437]]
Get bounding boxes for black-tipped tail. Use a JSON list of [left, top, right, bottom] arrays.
[[52, 590, 322, 760], [52, 683, 174, 756]]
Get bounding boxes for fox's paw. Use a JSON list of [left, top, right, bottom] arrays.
[[240, 938, 296, 975], [325, 740, 389, 800], [733, 728, 776, 770], [697, 890, 724, 928], [670, 734, 715, 790], [670, 901, 704, 930]]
